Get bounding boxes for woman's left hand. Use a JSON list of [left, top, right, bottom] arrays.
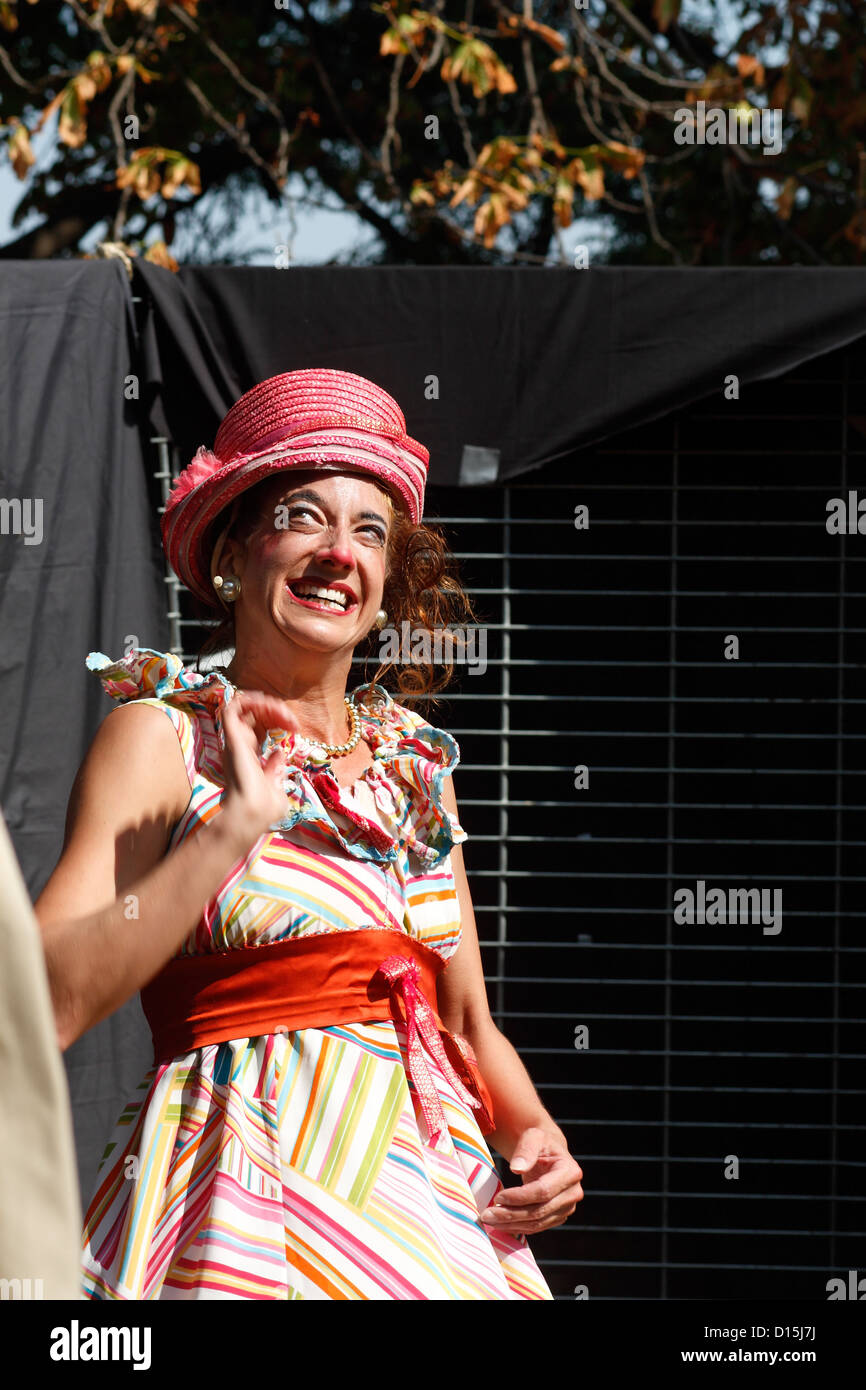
[[479, 1128, 584, 1234]]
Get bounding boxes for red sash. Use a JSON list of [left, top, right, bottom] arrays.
[[140, 928, 495, 1144]]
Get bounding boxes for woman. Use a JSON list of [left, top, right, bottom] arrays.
[[35, 368, 583, 1300]]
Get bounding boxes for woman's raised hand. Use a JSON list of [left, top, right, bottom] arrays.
[[218, 691, 298, 850]]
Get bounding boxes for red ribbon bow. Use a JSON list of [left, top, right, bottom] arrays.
[[377, 953, 481, 1147]]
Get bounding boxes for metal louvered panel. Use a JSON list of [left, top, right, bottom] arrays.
[[151, 338, 866, 1301]]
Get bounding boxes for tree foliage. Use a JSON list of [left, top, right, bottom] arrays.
[[1, 0, 865, 265]]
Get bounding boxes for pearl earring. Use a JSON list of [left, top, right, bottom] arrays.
[[213, 574, 241, 602], [373, 609, 388, 631]]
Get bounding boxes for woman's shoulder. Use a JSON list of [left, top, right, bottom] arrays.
[[70, 691, 192, 840], [88, 696, 189, 776]]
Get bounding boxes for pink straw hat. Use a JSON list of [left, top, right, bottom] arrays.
[[162, 368, 429, 606]]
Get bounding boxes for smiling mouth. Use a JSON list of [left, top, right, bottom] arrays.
[[287, 580, 357, 614]]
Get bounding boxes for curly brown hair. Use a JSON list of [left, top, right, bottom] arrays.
[[195, 476, 479, 709]]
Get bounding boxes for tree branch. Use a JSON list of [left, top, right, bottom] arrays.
[[382, 50, 405, 178], [298, 0, 411, 217], [604, 0, 692, 78], [586, 27, 713, 90], [67, 0, 121, 55], [168, 2, 291, 187], [182, 74, 282, 196], [519, 0, 552, 141], [635, 162, 681, 261], [107, 64, 136, 241], [0, 43, 39, 93], [443, 40, 477, 167]]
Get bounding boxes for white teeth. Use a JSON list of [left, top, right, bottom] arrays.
[[292, 584, 349, 609]]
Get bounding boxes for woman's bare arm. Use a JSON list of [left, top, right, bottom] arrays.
[[435, 776, 564, 1159], [435, 776, 584, 1235], [34, 691, 295, 1051]]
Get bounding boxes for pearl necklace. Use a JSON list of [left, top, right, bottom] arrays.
[[220, 665, 362, 759], [311, 697, 361, 758]]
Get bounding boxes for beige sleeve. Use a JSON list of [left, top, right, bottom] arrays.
[[0, 807, 82, 1299]]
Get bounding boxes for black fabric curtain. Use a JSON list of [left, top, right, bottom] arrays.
[[3, 256, 866, 1213], [0, 260, 169, 1204], [135, 261, 866, 487], [0, 260, 169, 896]]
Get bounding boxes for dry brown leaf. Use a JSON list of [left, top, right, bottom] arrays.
[[144, 239, 179, 270], [8, 121, 35, 178], [135, 162, 160, 198], [494, 62, 518, 96], [736, 54, 766, 86], [117, 150, 160, 199], [75, 73, 98, 103], [450, 172, 483, 208], [478, 137, 519, 172], [523, 17, 566, 53], [474, 191, 511, 247], [572, 156, 604, 201], [553, 174, 574, 228], [603, 139, 646, 178], [58, 88, 86, 148], [161, 156, 201, 198], [431, 167, 455, 197], [380, 11, 429, 57], [380, 30, 406, 56], [498, 181, 529, 210], [32, 87, 65, 135]]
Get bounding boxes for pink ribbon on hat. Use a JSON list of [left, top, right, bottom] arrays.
[[377, 953, 482, 1147]]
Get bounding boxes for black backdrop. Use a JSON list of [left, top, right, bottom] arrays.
[[135, 260, 866, 491], [1, 259, 865, 1294]]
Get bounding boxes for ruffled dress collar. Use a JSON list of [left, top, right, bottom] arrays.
[[86, 646, 466, 869]]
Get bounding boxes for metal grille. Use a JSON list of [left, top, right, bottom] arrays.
[[150, 340, 866, 1301]]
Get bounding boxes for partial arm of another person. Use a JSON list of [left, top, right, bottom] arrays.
[[34, 691, 295, 1051], [435, 776, 585, 1233]]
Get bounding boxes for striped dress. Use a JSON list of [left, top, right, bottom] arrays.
[[79, 647, 553, 1300]]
